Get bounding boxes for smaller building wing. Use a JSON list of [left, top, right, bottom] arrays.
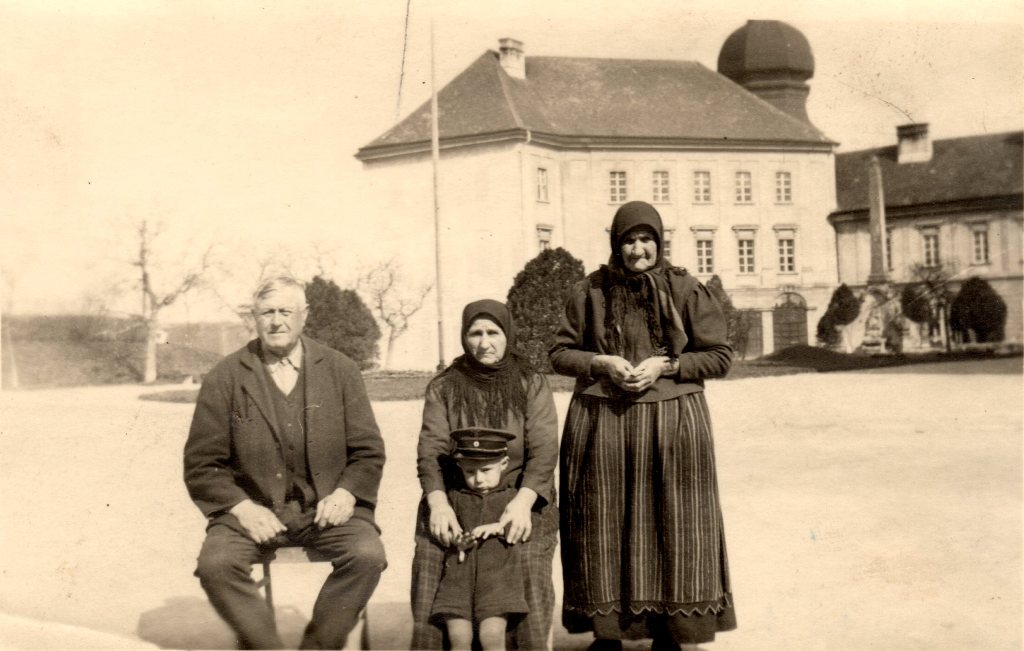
[[834, 131, 1023, 216]]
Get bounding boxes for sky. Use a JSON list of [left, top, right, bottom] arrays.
[[1, 0, 1021, 322]]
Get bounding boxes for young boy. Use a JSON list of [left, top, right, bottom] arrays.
[[430, 427, 530, 651]]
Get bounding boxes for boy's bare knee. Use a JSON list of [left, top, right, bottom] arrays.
[[478, 616, 507, 651], [446, 617, 474, 650]]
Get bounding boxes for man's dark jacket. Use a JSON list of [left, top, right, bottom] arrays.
[[184, 336, 385, 520]]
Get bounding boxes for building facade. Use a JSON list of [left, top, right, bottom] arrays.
[[358, 22, 840, 369], [829, 127, 1023, 347]]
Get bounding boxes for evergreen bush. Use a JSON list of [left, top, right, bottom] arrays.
[[900, 283, 932, 324], [816, 284, 859, 346], [830, 284, 860, 325], [706, 275, 751, 357], [816, 312, 841, 346], [304, 275, 381, 369], [506, 248, 585, 373], [949, 277, 1007, 343]]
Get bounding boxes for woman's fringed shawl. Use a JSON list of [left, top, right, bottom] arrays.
[[435, 298, 533, 428], [435, 352, 532, 428]]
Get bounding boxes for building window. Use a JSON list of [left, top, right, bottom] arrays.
[[738, 238, 756, 273], [778, 238, 795, 272], [775, 171, 792, 203], [922, 230, 940, 267], [652, 170, 670, 202], [609, 171, 627, 203], [661, 228, 674, 262], [735, 171, 752, 203], [536, 225, 553, 252], [885, 228, 894, 271], [972, 227, 990, 265], [696, 239, 714, 274], [536, 168, 549, 203], [693, 171, 712, 203]]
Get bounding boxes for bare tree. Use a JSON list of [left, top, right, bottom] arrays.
[[133, 220, 215, 382], [905, 262, 958, 352], [358, 260, 432, 370]]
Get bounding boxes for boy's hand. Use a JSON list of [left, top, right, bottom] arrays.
[[472, 522, 506, 540], [453, 530, 478, 551]]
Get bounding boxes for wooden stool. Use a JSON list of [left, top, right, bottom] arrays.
[[254, 546, 370, 649]]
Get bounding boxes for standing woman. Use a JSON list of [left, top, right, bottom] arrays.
[[550, 201, 736, 649], [413, 299, 560, 649]]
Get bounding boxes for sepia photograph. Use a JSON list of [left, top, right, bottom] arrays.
[[1, 0, 1021, 649]]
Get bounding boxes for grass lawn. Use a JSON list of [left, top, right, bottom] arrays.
[[138, 346, 1022, 403]]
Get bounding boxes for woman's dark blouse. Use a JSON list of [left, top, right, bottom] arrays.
[[417, 374, 559, 505], [550, 267, 732, 403]]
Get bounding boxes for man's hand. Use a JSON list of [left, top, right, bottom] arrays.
[[427, 490, 463, 546], [230, 499, 287, 544], [315, 487, 356, 529]]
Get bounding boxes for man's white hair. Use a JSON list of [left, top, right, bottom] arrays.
[[251, 275, 307, 309]]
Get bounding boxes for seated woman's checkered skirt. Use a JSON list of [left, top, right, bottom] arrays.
[[559, 392, 736, 644]]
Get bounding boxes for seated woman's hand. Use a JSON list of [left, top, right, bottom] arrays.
[[593, 355, 635, 389], [499, 488, 538, 544], [622, 356, 670, 392], [427, 491, 463, 545]]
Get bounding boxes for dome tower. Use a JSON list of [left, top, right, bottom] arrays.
[[718, 20, 816, 125]]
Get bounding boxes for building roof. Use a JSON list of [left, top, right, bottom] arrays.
[[356, 51, 833, 160], [718, 20, 814, 82], [833, 131, 1024, 218]]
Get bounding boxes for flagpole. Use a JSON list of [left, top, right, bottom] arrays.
[[430, 17, 445, 371]]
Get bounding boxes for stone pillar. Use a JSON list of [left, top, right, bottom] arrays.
[[761, 310, 774, 356], [867, 156, 889, 285]]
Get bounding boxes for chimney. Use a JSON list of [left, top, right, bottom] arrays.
[[498, 38, 525, 80], [896, 123, 932, 164]]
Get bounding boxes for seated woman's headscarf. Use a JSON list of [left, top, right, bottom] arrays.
[[434, 299, 533, 427], [603, 201, 688, 362]]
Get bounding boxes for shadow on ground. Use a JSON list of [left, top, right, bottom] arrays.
[[136, 599, 707, 650], [137, 596, 308, 649]]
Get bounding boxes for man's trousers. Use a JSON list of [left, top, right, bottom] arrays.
[[195, 512, 386, 650]]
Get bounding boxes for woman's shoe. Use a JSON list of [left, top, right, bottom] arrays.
[[650, 635, 682, 651]]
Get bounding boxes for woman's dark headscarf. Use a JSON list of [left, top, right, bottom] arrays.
[[603, 201, 687, 360], [609, 200, 665, 270], [435, 299, 532, 427]]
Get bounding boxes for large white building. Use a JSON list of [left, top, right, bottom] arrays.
[[357, 20, 839, 370]]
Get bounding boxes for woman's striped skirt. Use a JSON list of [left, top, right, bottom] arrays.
[[559, 392, 736, 643]]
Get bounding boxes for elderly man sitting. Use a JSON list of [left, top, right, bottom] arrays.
[[184, 276, 387, 649]]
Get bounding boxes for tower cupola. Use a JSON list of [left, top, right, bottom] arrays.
[[718, 20, 815, 124]]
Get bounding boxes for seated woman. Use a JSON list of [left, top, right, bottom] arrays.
[[412, 299, 559, 649]]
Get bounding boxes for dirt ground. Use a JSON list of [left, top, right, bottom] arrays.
[[1, 358, 1020, 650]]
